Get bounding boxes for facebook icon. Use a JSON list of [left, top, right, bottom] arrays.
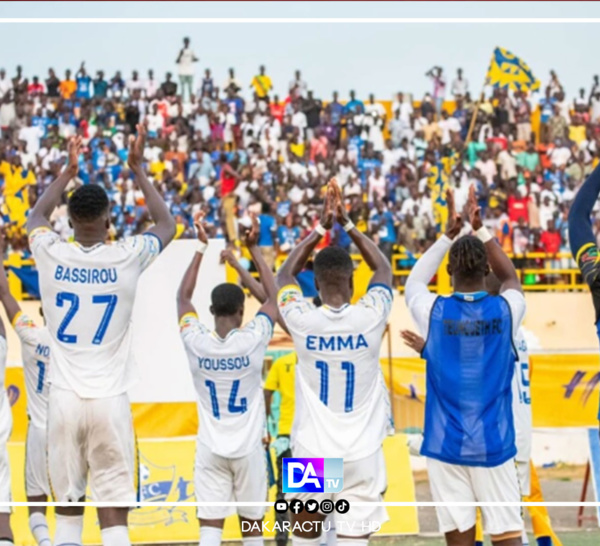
[[282, 458, 344, 494]]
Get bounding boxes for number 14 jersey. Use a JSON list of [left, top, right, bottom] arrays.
[[29, 228, 162, 398]]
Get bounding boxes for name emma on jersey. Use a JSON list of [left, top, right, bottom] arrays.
[[54, 265, 118, 284], [306, 334, 368, 351]]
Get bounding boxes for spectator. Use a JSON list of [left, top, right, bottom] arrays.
[[93, 70, 108, 99], [289, 70, 307, 101], [75, 62, 92, 99], [161, 72, 177, 97], [223, 67, 241, 94], [176, 36, 198, 102], [44, 68, 59, 98], [450, 68, 468, 98], [250, 65, 272, 103], [59, 69, 76, 99], [426, 66, 446, 115]]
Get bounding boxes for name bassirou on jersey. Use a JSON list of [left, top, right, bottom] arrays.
[[54, 265, 118, 284], [197, 356, 250, 371]]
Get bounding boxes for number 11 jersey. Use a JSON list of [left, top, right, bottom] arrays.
[[278, 284, 394, 462], [29, 228, 162, 398]]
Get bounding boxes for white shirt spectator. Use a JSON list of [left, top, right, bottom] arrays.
[[451, 77, 469, 97], [548, 146, 571, 167], [368, 173, 386, 203], [475, 158, 497, 185], [146, 112, 164, 134], [291, 110, 308, 132], [178, 47, 197, 77], [18, 124, 44, 154], [438, 117, 461, 145], [0, 76, 12, 100]]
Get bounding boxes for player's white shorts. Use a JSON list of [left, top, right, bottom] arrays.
[[287, 444, 388, 536], [427, 457, 523, 536], [0, 394, 12, 513], [47, 387, 138, 502], [194, 441, 267, 520], [25, 423, 50, 497], [516, 460, 531, 498]]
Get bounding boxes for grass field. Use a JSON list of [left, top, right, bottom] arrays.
[[372, 532, 599, 545]]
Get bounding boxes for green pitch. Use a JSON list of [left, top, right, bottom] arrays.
[[370, 532, 599, 546]]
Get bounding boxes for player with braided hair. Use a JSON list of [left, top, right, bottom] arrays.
[[405, 186, 526, 546]]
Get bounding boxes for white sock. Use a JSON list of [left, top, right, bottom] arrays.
[[522, 528, 529, 545], [324, 515, 336, 546], [243, 536, 264, 546], [199, 526, 223, 546], [0, 540, 14, 545], [54, 515, 83, 546], [292, 536, 321, 546], [336, 540, 368, 546], [100, 526, 130, 546], [29, 512, 52, 546]]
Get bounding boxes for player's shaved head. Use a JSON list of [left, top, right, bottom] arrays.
[[314, 246, 353, 286], [67, 184, 110, 224], [448, 235, 490, 284], [211, 283, 245, 317]]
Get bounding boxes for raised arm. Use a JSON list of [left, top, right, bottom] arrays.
[[332, 181, 392, 288], [128, 124, 176, 249], [0, 262, 22, 325], [405, 189, 461, 306], [27, 136, 81, 233], [244, 215, 278, 324], [276, 185, 335, 289], [221, 249, 266, 302], [467, 185, 522, 294], [176, 212, 208, 320], [568, 164, 600, 322]]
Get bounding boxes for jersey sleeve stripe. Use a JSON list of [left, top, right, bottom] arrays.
[[256, 311, 274, 329], [143, 231, 164, 253], [10, 310, 22, 328], [368, 282, 394, 298], [576, 242, 597, 265]]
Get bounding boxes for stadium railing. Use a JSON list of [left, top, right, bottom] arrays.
[[3, 251, 584, 301]]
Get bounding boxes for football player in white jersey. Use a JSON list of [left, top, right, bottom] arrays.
[[0, 293, 13, 544], [276, 181, 394, 546], [0, 266, 52, 546], [26, 128, 176, 546], [177, 213, 278, 546]]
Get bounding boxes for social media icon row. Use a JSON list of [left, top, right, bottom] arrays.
[[274, 499, 350, 515]]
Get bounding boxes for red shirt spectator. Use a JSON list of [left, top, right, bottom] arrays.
[[540, 227, 561, 254], [270, 98, 285, 123], [28, 78, 44, 97], [508, 194, 530, 223]]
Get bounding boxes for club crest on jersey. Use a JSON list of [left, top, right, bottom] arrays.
[[580, 247, 600, 264], [279, 289, 300, 306]]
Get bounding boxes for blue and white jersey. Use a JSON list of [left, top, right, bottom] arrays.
[[12, 312, 51, 429], [179, 312, 273, 458], [278, 283, 394, 461], [29, 227, 162, 398], [512, 328, 532, 463], [409, 290, 526, 467]]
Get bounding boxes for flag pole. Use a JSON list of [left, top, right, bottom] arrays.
[[465, 78, 488, 145]]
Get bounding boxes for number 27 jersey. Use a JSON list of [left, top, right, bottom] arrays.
[[29, 228, 162, 398]]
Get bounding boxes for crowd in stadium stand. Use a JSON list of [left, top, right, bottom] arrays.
[[0, 37, 599, 283]]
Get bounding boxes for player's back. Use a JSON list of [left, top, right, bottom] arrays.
[[13, 312, 51, 428], [278, 284, 393, 460], [29, 228, 161, 398], [180, 312, 273, 458]]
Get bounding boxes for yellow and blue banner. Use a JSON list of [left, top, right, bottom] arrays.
[[486, 47, 541, 92]]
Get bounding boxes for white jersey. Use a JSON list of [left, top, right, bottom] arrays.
[[278, 284, 394, 461], [180, 311, 273, 458], [512, 328, 532, 463], [29, 227, 162, 398], [12, 312, 51, 428]]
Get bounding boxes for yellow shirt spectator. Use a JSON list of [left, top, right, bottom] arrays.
[[264, 352, 296, 436], [59, 79, 76, 99], [251, 72, 273, 99], [569, 124, 586, 147], [149, 159, 171, 178]]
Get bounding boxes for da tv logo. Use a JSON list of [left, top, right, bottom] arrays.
[[282, 458, 343, 494]]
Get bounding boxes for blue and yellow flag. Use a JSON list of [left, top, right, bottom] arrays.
[[428, 161, 449, 233], [486, 47, 540, 92]]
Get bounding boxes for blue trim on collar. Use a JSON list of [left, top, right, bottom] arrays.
[[452, 291, 489, 302]]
